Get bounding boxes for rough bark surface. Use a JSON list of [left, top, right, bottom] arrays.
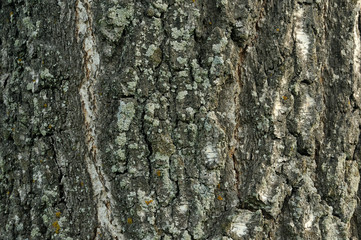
[[1, 0, 361, 239]]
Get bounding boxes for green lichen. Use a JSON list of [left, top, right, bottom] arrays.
[[171, 27, 191, 40], [122, 67, 139, 95], [22, 17, 40, 38], [146, 44, 158, 57], [42, 214, 49, 224], [31, 227, 41, 237], [113, 100, 136, 170], [152, 1, 168, 12], [212, 37, 228, 54], [100, 4, 134, 42], [40, 68, 54, 79], [176, 57, 187, 65], [176, 91, 188, 100], [146, 45, 162, 67], [117, 101, 135, 131], [171, 41, 188, 51], [192, 222, 205, 239]]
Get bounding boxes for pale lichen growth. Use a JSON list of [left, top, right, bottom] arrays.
[[176, 57, 187, 65], [294, 7, 310, 61], [145, 44, 158, 57], [228, 210, 263, 239], [210, 56, 224, 75], [100, 4, 134, 42], [171, 41, 188, 51], [203, 144, 219, 169], [153, 0, 168, 12], [304, 212, 315, 230], [113, 100, 136, 172], [212, 37, 228, 54], [40, 68, 54, 79], [31, 227, 41, 237], [176, 91, 188, 100], [117, 101, 136, 131], [353, 3, 361, 85]]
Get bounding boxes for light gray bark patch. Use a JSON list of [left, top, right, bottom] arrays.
[[76, 0, 124, 239]]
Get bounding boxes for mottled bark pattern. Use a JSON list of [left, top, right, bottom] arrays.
[[1, 0, 361, 239]]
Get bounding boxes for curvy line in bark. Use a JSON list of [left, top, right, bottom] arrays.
[[75, 0, 124, 239]]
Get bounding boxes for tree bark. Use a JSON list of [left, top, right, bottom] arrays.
[[1, 0, 361, 239]]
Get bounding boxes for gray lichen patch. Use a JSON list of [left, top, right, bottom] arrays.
[[99, 4, 134, 42], [112, 99, 136, 172], [117, 100, 136, 132], [146, 45, 162, 68]]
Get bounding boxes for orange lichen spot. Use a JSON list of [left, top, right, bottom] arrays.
[[348, 100, 351, 105], [10, 12, 14, 16], [7, 191, 10, 195], [18, 58, 22, 62], [52, 221, 60, 234], [320, 76, 324, 84], [32, 79, 36, 82], [156, 170, 161, 177], [80, 181, 84, 187], [48, 124, 52, 129], [11, 128, 15, 132], [127, 218, 133, 224], [217, 195, 223, 201], [276, 28, 280, 32], [40, 159, 43, 163], [209, 21, 212, 25], [145, 199, 153, 205], [44, 103, 47, 108], [228, 146, 236, 158], [282, 95, 288, 100], [217, 183, 221, 189], [55, 212, 61, 218], [192, 0, 196, 2]]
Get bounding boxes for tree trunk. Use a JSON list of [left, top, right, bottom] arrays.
[[1, 0, 361, 239]]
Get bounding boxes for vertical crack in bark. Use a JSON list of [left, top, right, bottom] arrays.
[[141, 105, 153, 187], [51, 138, 67, 206], [230, 49, 245, 201], [75, 1, 123, 239]]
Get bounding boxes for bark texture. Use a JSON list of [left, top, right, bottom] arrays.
[[1, 0, 361, 239]]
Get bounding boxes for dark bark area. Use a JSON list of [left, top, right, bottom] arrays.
[[1, 0, 361, 239]]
